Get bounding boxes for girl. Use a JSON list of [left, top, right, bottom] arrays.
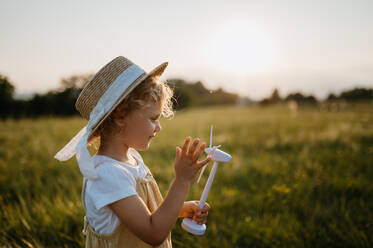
[[55, 56, 211, 247]]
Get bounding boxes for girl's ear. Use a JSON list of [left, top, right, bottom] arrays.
[[114, 117, 127, 134], [114, 117, 127, 127], [112, 108, 127, 127]]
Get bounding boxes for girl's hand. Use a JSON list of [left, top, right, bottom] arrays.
[[179, 201, 211, 225], [174, 137, 211, 184]]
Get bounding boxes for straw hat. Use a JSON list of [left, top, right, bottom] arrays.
[[54, 56, 168, 180], [76, 56, 168, 136]]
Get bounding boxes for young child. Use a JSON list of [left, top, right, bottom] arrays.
[[55, 56, 211, 247]]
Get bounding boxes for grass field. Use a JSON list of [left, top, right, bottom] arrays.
[[1, 105, 372, 247]]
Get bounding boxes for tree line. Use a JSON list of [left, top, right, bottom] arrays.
[[259, 88, 373, 106], [1, 73, 372, 119], [0, 74, 240, 119]]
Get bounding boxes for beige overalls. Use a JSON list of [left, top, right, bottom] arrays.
[[81, 168, 172, 248]]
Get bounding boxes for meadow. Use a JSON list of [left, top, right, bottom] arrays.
[[0, 104, 372, 247]]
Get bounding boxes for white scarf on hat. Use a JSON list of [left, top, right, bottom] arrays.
[[54, 64, 145, 180]]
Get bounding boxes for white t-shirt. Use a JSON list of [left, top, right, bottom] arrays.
[[84, 148, 150, 234]]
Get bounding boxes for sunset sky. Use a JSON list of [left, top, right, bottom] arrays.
[[1, 0, 372, 100]]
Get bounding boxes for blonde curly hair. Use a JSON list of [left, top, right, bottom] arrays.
[[89, 76, 174, 144]]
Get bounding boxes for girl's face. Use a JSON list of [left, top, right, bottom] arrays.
[[119, 101, 162, 151]]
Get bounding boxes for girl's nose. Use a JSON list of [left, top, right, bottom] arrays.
[[155, 121, 162, 133]]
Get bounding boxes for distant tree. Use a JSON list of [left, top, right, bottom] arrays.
[[50, 73, 90, 116], [167, 79, 238, 109], [285, 92, 318, 105], [209, 88, 239, 105], [60, 73, 93, 90], [22, 74, 88, 117], [27, 94, 51, 116], [270, 88, 282, 103], [49, 88, 82, 116], [305, 95, 317, 104], [340, 88, 373, 102], [326, 93, 338, 102], [0, 75, 15, 119], [259, 88, 282, 105], [324, 88, 373, 103], [167, 79, 198, 109], [11, 99, 29, 119]]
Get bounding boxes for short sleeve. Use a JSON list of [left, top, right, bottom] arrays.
[[87, 162, 138, 210]]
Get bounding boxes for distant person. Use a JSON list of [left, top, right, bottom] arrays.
[[287, 100, 298, 117], [54, 56, 211, 247]]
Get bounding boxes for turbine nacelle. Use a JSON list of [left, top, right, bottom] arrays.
[[204, 147, 232, 163]]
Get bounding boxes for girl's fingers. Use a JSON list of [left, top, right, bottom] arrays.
[[182, 137, 191, 156], [194, 212, 208, 224], [192, 201, 200, 209], [192, 142, 206, 162], [189, 201, 210, 224], [188, 138, 200, 158], [201, 202, 210, 212], [196, 156, 212, 170], [199, 219, 207, 225], [195, 211, 208, 218], [176, 146, 182, 157]]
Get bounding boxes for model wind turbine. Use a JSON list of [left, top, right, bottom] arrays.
[[182, 125, 232, 235]]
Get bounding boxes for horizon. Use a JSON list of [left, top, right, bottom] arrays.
[[1, 0, 372, 101], [11, 78, 371, 102]]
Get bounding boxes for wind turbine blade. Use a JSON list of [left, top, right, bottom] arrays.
[[199, 125, 213, 183], [197, 164, 207, 183], [210, 125, 213, 148]]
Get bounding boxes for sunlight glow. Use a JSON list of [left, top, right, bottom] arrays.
[[209, 20, 277, 75]]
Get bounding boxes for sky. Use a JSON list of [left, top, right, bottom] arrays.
[[0, 0, 372, 100]]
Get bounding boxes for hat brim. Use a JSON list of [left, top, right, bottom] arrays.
[[88, 62, 168, 140]]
